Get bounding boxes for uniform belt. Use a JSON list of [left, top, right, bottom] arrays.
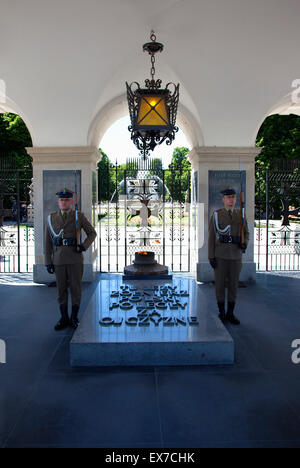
[[53, 237, 77, 246], [219, 235, 240, 244]]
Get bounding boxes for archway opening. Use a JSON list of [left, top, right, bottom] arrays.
[[94, 113, 194, 273], [99, 115, 190, 167], [254, 113, 300, 271], [0, 112, 34, 273]]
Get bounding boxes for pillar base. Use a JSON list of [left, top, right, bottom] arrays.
[[188, 146, 261, 278], [197, 262, 257, 283], [26, 146, 100, 283], [33, 263, 95, 284]]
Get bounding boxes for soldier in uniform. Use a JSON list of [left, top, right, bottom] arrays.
[[44, 188, 97, 330], [208, 187, 249, 325]]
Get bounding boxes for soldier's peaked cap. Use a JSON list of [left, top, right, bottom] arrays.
[[56, 188, 74, 199], [220, 186, 236, 196]]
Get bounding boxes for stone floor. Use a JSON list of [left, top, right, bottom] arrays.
[[0, 271, 300, 448]]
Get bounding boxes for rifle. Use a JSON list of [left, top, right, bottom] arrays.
[[74, 171, 81, 250], [239, 169, 246, 254], [0, 199, 3, 228]]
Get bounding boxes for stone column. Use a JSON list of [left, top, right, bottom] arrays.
[[26, 146, 101, 283], [188, 146, 261, 283]]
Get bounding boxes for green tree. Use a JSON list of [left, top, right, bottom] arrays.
[[256, 114, 300, 167], [148, 158, 164, 195], [97, 149, 114, 201], [0, 113, 32, 168], [149, 157, 163, 175], [165, 147, 191, 202], [97, 150, 136, 202], [0, 113, 33, 208], [255, 114, 300, 215]]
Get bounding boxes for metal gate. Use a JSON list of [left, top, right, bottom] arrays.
[[255, 160, 300, 271], [95, 158, 191, 273], [0, 153, 34, 273]]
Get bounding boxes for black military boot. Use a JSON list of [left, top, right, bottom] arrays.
[[70, 305, 80, 329], [226, 301, 240, 325], [54, 304, 69, 330], [217, 302, 226, 322]]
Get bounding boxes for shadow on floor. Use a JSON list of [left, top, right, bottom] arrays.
[[0, 272, 300, 448]]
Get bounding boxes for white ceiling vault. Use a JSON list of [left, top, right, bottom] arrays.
[[1, 0, 299, 148]]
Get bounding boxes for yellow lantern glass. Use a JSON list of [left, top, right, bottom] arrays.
[[137, 95, 169, 127]]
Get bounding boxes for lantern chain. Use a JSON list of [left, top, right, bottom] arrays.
[[151, 54, 156, 80], [150, 31, 156, 80]]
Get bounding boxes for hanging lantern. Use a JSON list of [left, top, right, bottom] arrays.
[[126, 31, 179, 158]]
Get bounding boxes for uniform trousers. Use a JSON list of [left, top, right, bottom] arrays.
[[54, 264, 84, 306], [214, 258, 242, 302]]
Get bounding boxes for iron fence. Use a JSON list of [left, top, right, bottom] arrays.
[[255, 160, 300, 271], [95, 159, 191, 273], [2, 152, 298, 275], [0, 153, 34, 273]]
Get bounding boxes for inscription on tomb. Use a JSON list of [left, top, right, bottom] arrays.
[[99, 284, 199, 327]]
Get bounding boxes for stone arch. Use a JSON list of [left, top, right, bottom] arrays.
[[252, 90, 300, 145], [0, 94, 36, 145]]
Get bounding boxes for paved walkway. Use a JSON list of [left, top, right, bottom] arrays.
[[0, 271, 300, 448]]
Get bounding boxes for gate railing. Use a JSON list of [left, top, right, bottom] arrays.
[[255, 160, 300, 271], [95, 161, 191, 273], [0, 154, 34, 273]]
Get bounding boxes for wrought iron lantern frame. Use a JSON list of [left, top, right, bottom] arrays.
[[126, 31, 179, 157]]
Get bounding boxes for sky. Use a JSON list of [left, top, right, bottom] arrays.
[[99, 115, 190, 168]]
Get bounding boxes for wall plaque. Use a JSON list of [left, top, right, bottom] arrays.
[[43, 170, 81, 231], [208, 170, 246, 219]]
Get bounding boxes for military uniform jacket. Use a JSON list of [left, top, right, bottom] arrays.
[[208, 208, 249, 260], [44, 210, 97, 265]]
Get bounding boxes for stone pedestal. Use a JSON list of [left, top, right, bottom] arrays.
[[188, 147, 261, 283], [26, 146, 101, 283], [123, 251, 171, 279], [70, 276, 234, 367]]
